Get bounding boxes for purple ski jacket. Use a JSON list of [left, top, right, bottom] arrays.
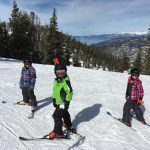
[[20, 66, 36, 89]]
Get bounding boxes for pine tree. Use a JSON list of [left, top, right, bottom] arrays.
[[119, 52, 130, 72], [39, 25, 49, 63], [47, 8, 61, 64], [9, 1, 39, 61], [143, 49, 150, 75], [9, 0, 20, 58], [133, 49, 142, 72], [4, 1, 122, 70], [61, 34, 72, 65], [72, 48, 81, 67], [143, 26, 150, 75], [0, 21, 10, 57], [29, 11, 41, 63]]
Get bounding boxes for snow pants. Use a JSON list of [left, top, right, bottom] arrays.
[[122, 100, 144, 123], [22, 87, 37, 107], [53, 108, 72, 135]]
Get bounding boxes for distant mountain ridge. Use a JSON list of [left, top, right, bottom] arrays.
[[73, 32, 148, 45], [91, 35, 149, 62]]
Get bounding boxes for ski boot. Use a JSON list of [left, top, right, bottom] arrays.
[[48, 131, 64, 140]]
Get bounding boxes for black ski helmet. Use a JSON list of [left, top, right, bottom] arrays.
[[54, 64, 67, 73], [130, 68, 140, 76], [23, 58, 32, 65]]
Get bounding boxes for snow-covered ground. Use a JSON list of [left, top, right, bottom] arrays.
[[0, 58, 150, 150]]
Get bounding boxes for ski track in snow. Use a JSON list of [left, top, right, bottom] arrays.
[[0, 59, 150, 150]]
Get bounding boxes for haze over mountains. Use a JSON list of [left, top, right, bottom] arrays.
[[73, 32, 149, 63], [73, 32, 148, 45]]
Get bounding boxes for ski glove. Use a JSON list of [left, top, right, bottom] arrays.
[[52, 98, 58, 108], [137, 99, 144, 105], [20, 82, 23, 89]]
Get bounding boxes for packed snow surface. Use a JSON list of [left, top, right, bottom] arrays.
[[0, 58, 150, 150]]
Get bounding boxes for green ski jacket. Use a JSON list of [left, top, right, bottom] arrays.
[[52, 76, 73, 105]]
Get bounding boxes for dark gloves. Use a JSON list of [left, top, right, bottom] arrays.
[[53, 98, 58, 108], [53, 99, 70, 110], [19, 82, 23, 89]]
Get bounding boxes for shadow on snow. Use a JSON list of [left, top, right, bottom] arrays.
[[36, 97, 53, 111], [72, 103, 102, 128], [67, 103, 102, 150]]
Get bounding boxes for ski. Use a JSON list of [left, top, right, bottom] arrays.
[[70, 130, 83, 139], [19, 135, 70, 141], [63, 127, 83, 140], [19, 136, 48, 141], [16, 101, 31, 106], [62, 123, 83, 139], [74, 132, 83, 138], [2, 100, 21, 105], [2, 100, 7, 104], [2, 100, 31, 106], [131, 115, 150, 127], [107, 111, 136, 131]]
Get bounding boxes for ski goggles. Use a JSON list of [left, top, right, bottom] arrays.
[[131, 73, 138, 77], [56, 70, 66, 78], [24, 62, 31, 66]]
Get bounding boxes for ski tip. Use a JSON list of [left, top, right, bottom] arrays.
[[19, 136, 26, 140], [107, 111, 111, 116]]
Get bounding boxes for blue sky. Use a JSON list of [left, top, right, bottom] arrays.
[[0, 0, 150, 36]]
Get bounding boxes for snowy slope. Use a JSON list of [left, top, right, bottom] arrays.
[[0, 58, 150, 150]]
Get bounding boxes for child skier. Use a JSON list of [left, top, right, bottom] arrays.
[[48, 64, 76, 139], [19, 58, 37, 111], [122, 67, 145, 126]]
